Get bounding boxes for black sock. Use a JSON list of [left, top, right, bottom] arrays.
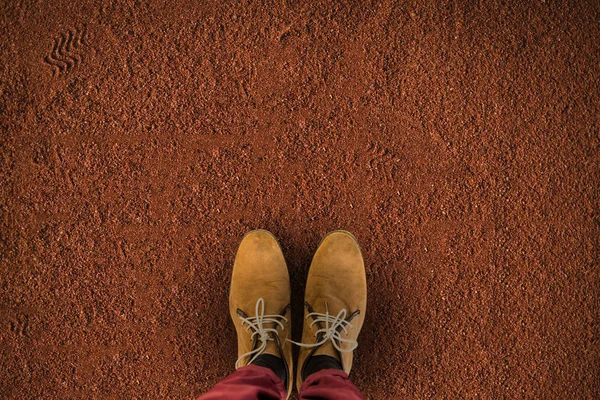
[[302, 355, 343, 380], [251, 354, 287, 388]]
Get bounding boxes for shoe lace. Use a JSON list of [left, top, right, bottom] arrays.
[[288, 303, 358, 353], [235, 297, 288, 369]]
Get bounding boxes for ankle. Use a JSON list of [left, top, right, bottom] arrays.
[[302, 354, 342, 380], [251, 354, 287, 388]]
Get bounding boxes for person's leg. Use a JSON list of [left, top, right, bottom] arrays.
[[198, 364, 285, 400], [299, 369, 363, 400], [198, 230, 294, 399], [293, 230, 367, 398]]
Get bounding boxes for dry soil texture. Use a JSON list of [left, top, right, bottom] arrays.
[[1, 0, 599, 399]]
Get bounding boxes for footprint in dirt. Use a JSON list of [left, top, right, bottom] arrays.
[[44, 24, 89, 77], [365, 142, 400, 185]]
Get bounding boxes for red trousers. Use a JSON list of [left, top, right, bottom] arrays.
[[199, 365, 363, 400]]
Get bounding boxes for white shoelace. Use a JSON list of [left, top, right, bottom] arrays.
[[235, 297, 288, 369], [288, 303, 358, 353]]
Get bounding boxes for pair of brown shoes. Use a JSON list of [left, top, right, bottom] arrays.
[[229, 230, 367, 399]]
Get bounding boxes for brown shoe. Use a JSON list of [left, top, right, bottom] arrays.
[[229, 230, 293, 398], [293, 230, 367, 392]]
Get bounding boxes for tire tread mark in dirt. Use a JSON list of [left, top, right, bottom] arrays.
[[44, 25, 88, 76], [366, 142, 397, 184]]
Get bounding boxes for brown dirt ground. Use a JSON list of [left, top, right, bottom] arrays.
[[1, 0, 599, 398]]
